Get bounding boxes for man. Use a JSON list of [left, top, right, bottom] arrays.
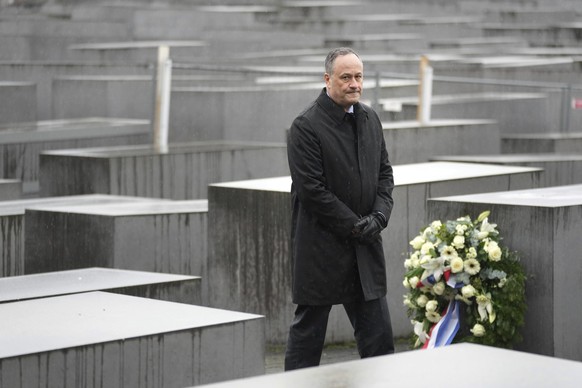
[[285, 47, 395, 370]]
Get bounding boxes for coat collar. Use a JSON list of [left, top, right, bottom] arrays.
[[317, 87, 369, 124]]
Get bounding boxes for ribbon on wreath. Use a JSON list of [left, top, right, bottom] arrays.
[[443, 269, 465, 289], [422, 299, 460, 349]]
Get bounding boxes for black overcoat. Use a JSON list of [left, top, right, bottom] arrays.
[[287, 88, 394, 305]]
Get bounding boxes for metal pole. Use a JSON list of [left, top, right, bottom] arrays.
[[153, 45, 172, 153], [373, 70, 380, 112], [560, 84, 572, 133], [417, 55, 433, 125]]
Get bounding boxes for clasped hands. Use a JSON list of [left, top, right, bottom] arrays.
[[351, 211, 387, 244]]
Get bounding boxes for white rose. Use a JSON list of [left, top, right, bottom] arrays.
[[404, 259, 413, 269], [433, 282, 445, 296], [450, 257, 464, 273], [461, 284, 476, 299], [488, 246, 502, 261], [425, 300, 438, 312], [470, 323, 486, 337], [420, 242, 434, 255], [452, 235, 465, 249], [416, 294, 428, 308], [430, 220, 442, 231], [410, 236, 425, 250], [409, 276, 420, 289], [403, 277, 411, 289]]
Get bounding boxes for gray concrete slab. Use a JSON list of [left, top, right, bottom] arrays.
[[0, 118, 150, 195], [38, 141, 288, 199], [434, 55, 581, 84], [131, 5, 276, 40], [501, 132, 582, 153], [68, 40, 208, 63], [382, 119, 500, 164], [427, 184, 582, 361], [24, 200, 209, 298], [0, 194, 162, 277], [0, 179, 22, 200], [0, 291, 264, 387], [0, 81, 36, 124], [194, 343, 582, 388], [169, 78, 420, 144], [0, 267, 201, 304], [431, 153, 582, 187], [481, 21, 582, 49], [51, 75, 153, 120], [0, 17, 129, 60], [324, 32, 426, 51], [379, 92, 555, 134], [0, 61, 153, 120], [206, 161, 542, 343]]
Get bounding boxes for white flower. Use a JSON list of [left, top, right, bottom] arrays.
[[425, 300, 438, 313], [416, 294, 428, 308], [430, 220, 442, 231], [409, 276, 420, 289], [477, 217, 497, 240], [450, 257, 464, 273], [420, 242, 435, 255], [467, 247, 477, 259], [455, 224, 467, 235], [404, 258, 413, 269], [419, 255, 431, 266], [420, 256, 446, 282], [410, 236, 425, 250], [461, 284, 476, 299], [440, 245, 458, 261], [476, 231, 489, 240], [452, 235, 465, 249], [476, 293, 496, 323], [485, 241, 502, 262], [413, 320, 430, 344], [403, 277, 411, 289], [498, 278, 507, 288], [470, 323, 486, 337], [477, 210, 490, 223], [410, 256, 420, 269], [432, 281, 445, 296], [403, 295, 414, 308], [464, 258, 481, 275], [426, 311, 441, 323]]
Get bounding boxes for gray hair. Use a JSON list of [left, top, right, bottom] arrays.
[[324, 47, 361, 75]]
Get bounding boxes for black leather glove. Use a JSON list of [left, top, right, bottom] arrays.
[[352, 212, 387, 244]]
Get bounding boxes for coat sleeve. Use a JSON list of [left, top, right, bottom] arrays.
[[287, 115, 360, 238], [373, 133, 395, 224]]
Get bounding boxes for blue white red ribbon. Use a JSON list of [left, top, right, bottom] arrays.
[[422, 300, 460, 349]]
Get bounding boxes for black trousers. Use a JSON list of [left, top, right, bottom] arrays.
[[284, 296, 394, 371]]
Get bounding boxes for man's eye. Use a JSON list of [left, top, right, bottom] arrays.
[[342, 76, 350, 81], [355, 75, 363, 81]]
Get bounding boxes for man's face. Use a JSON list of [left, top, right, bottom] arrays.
[[324, 53, 364, 111]]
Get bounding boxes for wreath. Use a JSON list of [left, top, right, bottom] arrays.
[[403, 211, 527, 349]]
